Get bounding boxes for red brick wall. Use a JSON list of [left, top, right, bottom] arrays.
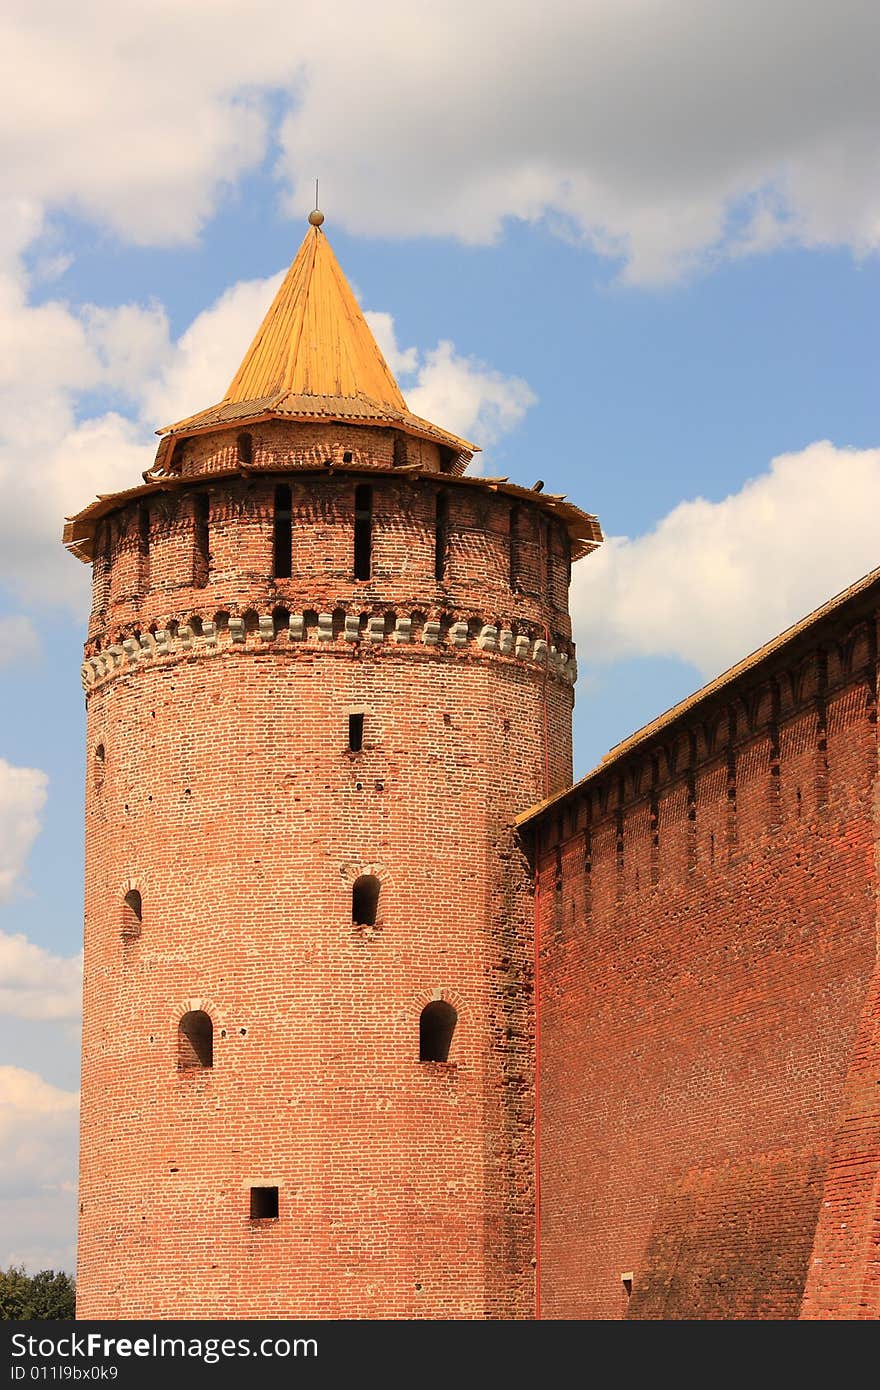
[[799, 958, 880, 1319], [171, 421, 442, 479], [89, 473, 573, 652], [77, 462, 573, 1319], [532, 611, 879, 1319]]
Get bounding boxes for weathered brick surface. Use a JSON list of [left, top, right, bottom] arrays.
[[800, 960, 880, 1318], [530, 605, 880, 1319], [77, 454, 573, 1319], [172, 422, 432, 479]]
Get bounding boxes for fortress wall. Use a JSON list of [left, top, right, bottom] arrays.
[[530, 601, 880, 1319]]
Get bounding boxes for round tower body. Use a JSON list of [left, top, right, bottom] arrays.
[[75, 425, 579, 1317]]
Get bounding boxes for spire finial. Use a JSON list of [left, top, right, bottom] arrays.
[[309, 178, 324, 227]]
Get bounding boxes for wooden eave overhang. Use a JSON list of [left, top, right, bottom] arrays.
[[63, 464, 603, 564]]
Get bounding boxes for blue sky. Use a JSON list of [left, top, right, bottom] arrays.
[[1, 0, 879, 1272]]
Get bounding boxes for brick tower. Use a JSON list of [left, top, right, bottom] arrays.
[[66, 212, 602, 1319]]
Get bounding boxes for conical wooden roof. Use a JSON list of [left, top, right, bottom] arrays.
[[160, 222, 477, 466], [225, 225, 408, 408]]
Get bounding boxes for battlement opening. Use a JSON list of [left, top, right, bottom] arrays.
[[273, 484, 292, 579], [435, 491, 449, 582], [138, 503, 150, 566], [354, 484, 372, 580], [193, 494, 210, 589], [509, 504, 520, 590], [419, 1001, 457, 1063]]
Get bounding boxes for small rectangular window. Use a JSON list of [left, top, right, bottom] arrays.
[[348, 713, 364, 752], [354, 484, 373, 580], [250, 1186, 279, 1220], [273, 484, 292, 579]]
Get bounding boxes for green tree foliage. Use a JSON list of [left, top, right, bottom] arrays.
[[0, 1267, 75, 1320]]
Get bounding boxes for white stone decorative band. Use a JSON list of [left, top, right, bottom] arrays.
[[81, 612, 577, 692]]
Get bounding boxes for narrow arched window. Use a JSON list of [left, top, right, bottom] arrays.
[[237, 432, 253, 466], [354, 484, 372, 580], [419, 1001, 457, 1062], [435, 490, 449, 582], [193, 494, 209, 588], [178, 1010, 213, 1070], [352, 874, 380, 926], [93, 743, 106, 791], [348, 713, 364, 752], [122, 890, 142, 941]]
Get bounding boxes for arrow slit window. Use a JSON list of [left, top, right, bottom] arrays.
[[354, 484, 373, 580], [273, 484, 292, 579]]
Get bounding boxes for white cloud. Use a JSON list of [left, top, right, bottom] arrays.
[[139, 271, 285, 428], [572, 441, 880, 679], [0, 409, 155, 611], [0, 1066, 78, 1271], [1, 3, 877, 282], [0, 223, 162, 604], [406, 341, 536, 448], [363, 311, 418, 378], [0, 759, 47, 902], [0, 930, 82, 1021], [0, 5, 272, 245], [0, 615, 39, 665], [366, 311, 536, 449], [278, 0, 880, 283]]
